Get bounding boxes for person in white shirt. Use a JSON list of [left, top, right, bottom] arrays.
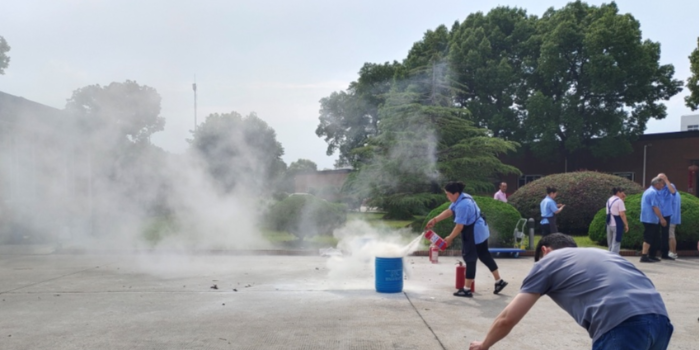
[[605, 187, 629, 254], [493, 182, 508, 203]]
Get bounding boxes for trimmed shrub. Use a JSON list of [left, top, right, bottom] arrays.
[[509, 171, 644, 234], [267, 194, 347, 239], [422, 196, 522, 249], [589, 192, 699, 250]]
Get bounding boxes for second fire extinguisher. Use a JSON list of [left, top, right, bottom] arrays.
[[455, 261, 475, 292]]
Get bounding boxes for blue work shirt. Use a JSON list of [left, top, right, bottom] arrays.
[[540, 196, 558, 224], [658, 184, 677, 217], [670, 186, 681, 225], [449, 193, 488, 243], [640, 187, 661, 224]]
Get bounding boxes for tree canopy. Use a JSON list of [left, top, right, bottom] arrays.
[[65, 80, 165, 146], [686, 38, 699, 111], [317, 2, 683, 197], [0, 35, 9, 75], [190, 111, 285, 193]]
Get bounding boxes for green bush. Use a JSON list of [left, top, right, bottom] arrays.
[[588, 192, 699, 250], [509, 171, 644, 234], [422, 196, 522, 249], [267, 194, 347, 239]]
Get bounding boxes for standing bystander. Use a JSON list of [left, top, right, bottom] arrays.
[[605, 187, 629, 254], [640, 177, 667, 263], [657, 173, 678, 260], [539, 187, 564, 236], [493, 182, 508, 203]]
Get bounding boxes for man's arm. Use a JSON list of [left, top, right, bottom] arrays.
[[660, 174, 676, 194], [470, 293, 541, 350], [653, 206, 667, 227]]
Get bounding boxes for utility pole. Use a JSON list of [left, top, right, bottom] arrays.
[[193, 76, 198, 132]]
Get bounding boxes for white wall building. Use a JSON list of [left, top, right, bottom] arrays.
[[681, 114, 699, 131]]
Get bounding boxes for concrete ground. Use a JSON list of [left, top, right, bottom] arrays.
[[0, 247, 697, 350]]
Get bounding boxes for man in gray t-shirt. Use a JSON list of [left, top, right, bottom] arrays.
[[469, 233, 673, 350]]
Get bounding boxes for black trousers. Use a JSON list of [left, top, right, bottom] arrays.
[[645, 222, 661, 257], [462, 236, 499, 280]]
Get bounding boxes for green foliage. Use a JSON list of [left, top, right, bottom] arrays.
[[190, 111, 285, 193], [267, 194, 347, 239], [588, 192, 699, 250], [315, 62, 401, 167], [509, 171, 644, 234], [523, 2, 682, 162], [686, 38, 699, 111], [65, 80, 165, 145], [279, 158, 317, 193], [0, 35, 9, 75], [422, 196, 522, 248], [448, 7, 537, 140]]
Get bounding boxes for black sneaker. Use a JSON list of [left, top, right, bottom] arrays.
[[453, 288, 473, 298], [650, 257, 661, 262], [640, 256, 654, 263], [494, 280, 508, 294]]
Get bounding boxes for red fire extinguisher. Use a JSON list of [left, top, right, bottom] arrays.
[[455, 262, 475, 292], [429, 245, 439, 264]]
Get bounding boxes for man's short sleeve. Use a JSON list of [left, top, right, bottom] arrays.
[[520, 262, 552, 295]]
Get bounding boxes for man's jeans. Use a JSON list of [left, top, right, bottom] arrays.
[[593, 314, 673, 350]]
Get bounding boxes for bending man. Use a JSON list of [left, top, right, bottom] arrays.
[[469, 233, 673, 350]]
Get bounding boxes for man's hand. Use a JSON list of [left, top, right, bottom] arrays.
[[469, 341, 487, 350], [625, 225, 629, 233], [425, 218, 437, 229], [445, 236, 454, 247], [660, 217, 667, 227]]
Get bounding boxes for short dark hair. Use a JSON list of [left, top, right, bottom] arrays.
[[611, 187, 624, 195], [444, 181, 466, 194], [534, 233, 577, 262], [546, 186, 557, 195]]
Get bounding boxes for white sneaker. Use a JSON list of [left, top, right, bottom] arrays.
[[668, 252, 678, 259]]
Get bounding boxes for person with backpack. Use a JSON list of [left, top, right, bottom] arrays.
[[426, 181, 508, 297], [606, 187, 629, 254]]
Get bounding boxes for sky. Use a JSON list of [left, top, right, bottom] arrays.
[[0, 0, 698, 170]]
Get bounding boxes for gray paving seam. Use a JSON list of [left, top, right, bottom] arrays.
[[404, 291, 448, 350], [0, 264, 110, 295]]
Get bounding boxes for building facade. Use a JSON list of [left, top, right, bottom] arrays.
[[499, 131, 699, 196]]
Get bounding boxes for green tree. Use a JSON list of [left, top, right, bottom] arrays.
[[347, 56, 520, 219], [190, 112, 285, 193], [686, 38, 699, 111], [287, 159, 317, 175], [0, 36, 9, 75], [316, 62, 400, 167], [448, 7, 538, 140], [523, 2, 682, 163], [66, 80, 165, 146]]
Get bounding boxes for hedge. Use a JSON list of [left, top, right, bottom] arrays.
[[267, 194, 347, 239], [588, 192, 699, 250], [509, 171, 644, 234], [422, 196, 522, 249]]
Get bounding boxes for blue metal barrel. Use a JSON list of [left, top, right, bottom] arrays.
[[375, 257, 403, 293]]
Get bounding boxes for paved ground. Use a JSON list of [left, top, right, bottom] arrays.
[[0, 247, 697, 350]]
